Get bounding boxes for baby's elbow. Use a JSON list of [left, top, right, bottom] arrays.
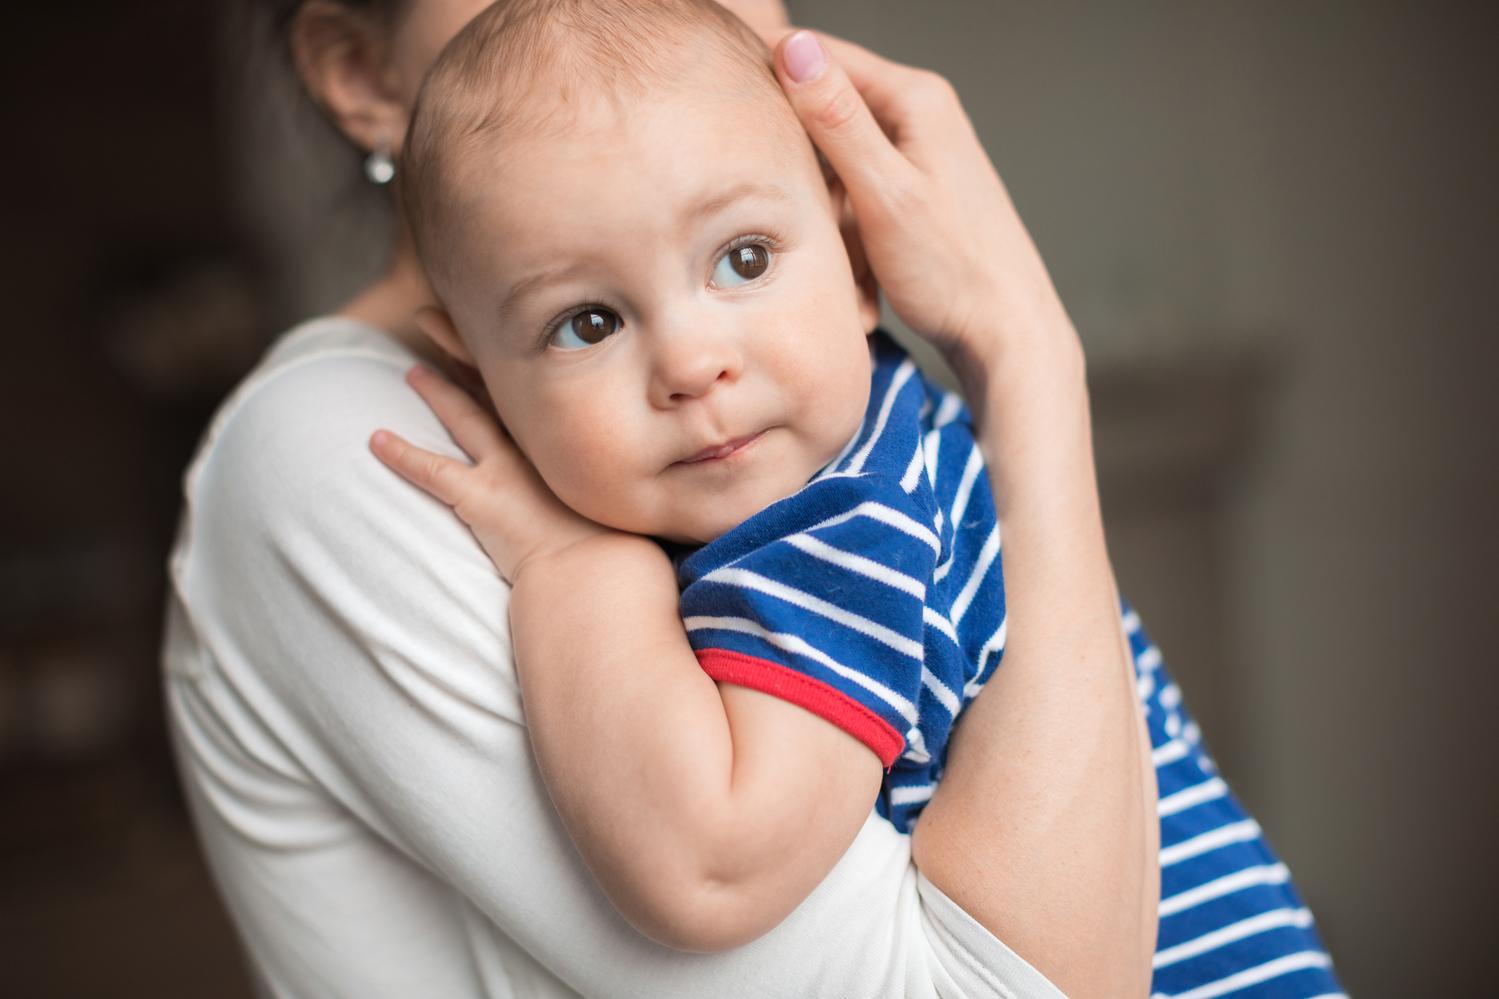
[[624, 873, 790, 953]]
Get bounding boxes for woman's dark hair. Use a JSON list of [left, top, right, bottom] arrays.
[[225, 0, 407, 326]]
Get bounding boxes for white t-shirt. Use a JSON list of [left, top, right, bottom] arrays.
[[162, 316, 1062, 999]]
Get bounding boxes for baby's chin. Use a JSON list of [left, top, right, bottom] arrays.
[[652, 521, 749, 548], [653, 510, 753, 547], [595, 476, 815, 548], [565, 514, 729, 549], [623, 502, 780, 548], [566, 425, 862, 546]]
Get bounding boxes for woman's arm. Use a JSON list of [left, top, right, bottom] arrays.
[[767, 31, 1160, 996], [374, 367, 884, 952], [920, 333, 1162, 997]]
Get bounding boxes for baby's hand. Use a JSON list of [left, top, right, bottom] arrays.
[[371, 364, 610, 584]]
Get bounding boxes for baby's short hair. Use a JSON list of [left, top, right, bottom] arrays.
[[403, 0, 782, 289]]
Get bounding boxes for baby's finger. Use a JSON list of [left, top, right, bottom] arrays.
[[405, 365, 509, 461], [369, 429, 473, 509], [773, 30, 915, 209]]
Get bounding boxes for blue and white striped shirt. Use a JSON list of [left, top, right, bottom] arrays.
[[679, 332, 1000, 831], [677, 332, 1343, 996]]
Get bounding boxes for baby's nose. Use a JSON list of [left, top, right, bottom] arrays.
[[648, 329, 744, 407]]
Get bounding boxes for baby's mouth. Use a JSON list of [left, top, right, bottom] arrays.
[[676, 430, 768, 465]]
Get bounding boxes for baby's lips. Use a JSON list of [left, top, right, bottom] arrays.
[[676, 430, 767, 464]]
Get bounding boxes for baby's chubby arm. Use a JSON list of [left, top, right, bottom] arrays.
[[371, 366, 883, 952]]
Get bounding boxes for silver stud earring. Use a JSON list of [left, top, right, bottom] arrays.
[[364, 137, 395, 185]]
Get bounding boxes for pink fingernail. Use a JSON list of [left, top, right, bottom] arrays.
[[783, 31, 826, 83]]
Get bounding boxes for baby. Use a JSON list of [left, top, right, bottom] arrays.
[[379, 0, 1341, 991]]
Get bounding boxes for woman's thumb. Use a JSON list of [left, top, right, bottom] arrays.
[[774, 31, 906, 200]]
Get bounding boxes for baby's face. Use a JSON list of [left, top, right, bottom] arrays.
[[439, 83, 874, 544]]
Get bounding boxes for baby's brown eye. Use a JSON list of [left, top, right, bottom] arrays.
[[711, 240, 774, 288], [729, 244, 770, 280], [552, 307, 621, 349], [572, 309, 617, 342]]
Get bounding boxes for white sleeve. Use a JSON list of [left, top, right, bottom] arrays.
[[166, 340, 1062, 999]]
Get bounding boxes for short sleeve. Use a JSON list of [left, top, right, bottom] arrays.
[[678, 473, 941, 767]]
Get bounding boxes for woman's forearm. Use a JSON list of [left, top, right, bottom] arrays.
[[914, 329, 1161, 997]]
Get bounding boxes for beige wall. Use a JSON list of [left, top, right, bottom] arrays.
[[789, 1, 1496, 993]]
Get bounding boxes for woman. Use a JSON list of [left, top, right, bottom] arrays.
[[165, 1, 1229, 996]]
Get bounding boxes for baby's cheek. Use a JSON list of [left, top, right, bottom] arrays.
[[487, 373, 644, 526], [537, 415, 650, 528], [829, 379, 872, 457], [806, 341, 872, 456]]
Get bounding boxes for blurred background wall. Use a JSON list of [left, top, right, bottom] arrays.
[[1, 1, 1494, 995]]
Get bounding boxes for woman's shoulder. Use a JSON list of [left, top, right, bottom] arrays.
[[186, 315, 433, 479], [174, 314, 474, 563], [198, 315, 413, 450]]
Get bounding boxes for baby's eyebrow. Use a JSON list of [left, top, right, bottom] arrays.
[[679, 182, 794, 231], [499, 260, 593, 323], [496, 184, 794, 323]]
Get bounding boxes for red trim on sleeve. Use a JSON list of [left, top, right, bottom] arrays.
[[694, 648, 905, 768]]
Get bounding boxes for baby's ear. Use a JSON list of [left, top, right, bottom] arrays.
[[827, 173, 881, 335], [850, 229, 881, 336], [415, 306, 476, 367]]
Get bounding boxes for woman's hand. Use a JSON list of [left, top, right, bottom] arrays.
[[370, 364, 610, 585], [769, 31, 1161, 996], [769, 30, 1078, 386]]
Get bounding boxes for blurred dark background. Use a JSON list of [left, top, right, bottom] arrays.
[[1, 1, 1495, 995]]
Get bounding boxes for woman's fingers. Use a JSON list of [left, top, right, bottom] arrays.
[[773, 30, 914, 204], [405, 365, 509, 462], [806, 31, 924, 127], [760, 27, 915, 126], [768, 28, 1048, 355], [369, 429, 472, 509]]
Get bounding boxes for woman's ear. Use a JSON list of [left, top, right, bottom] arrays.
[[290, 0, 408, 156], [828, 174, 882, 334], [414, 306, 476, 368]]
